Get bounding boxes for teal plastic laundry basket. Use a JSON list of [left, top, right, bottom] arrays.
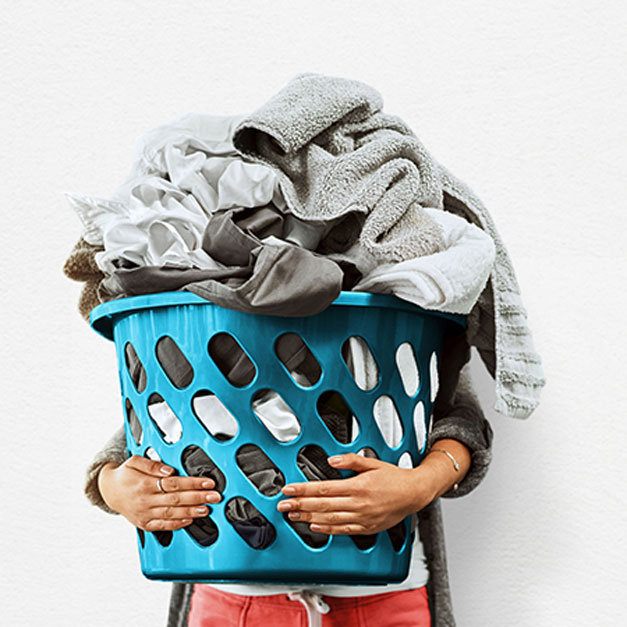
[[90, 291, 465, 585]]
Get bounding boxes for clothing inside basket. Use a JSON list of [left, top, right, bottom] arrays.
[[127, 332, 417, 550]]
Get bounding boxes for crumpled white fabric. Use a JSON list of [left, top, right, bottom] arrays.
[[353, 207, 496, 315], [65, 113, 284, 275]]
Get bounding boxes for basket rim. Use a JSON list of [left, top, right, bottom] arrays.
[[90, 291, 466, 341]]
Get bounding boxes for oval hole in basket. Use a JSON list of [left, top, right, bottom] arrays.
[[181, 445, 226, 493], [316, 391, 359, 444], [236, 444, 285, 496], [283, 513, 330, 549], [395, 342, 420, 397], [340, 336, 379, 391], [397, 451, 414, 469], [192, 390, 239, 441], [156, 336, 194, 389], [274, 332, 322, 387], [208, 333, 256, 387], [357, 446, 378, 459], [147, 393, 182, 443], [124, 342, 147, 393], [185, 515, 219, 548], [413, 401, 427, 452], [144, 447, 161, 462], [225, 497, 276, 550], [429, 351, 439, 402], [372, 395, 404, 448], [153, 530, 173, 547], [125, 398, 143, 446], [296, 445, 342, 482], [251, 389, 301, 442], [387, 520, 406, 552]]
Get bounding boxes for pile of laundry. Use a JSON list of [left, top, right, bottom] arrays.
[[65, 73, 495, 318], [65, 73, 525, 551]]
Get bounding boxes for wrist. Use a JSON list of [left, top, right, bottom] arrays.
[[98, 462, 121, 512]]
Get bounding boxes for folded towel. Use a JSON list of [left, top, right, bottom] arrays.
[[353, 208, 496, 315]]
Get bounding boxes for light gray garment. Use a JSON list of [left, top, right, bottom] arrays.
[[232, 72, 446, 264], [85, 330, 493, 627], [438, 173, 546, 418]]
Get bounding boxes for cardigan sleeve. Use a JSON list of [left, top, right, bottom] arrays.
[[84, 425, 128, 515], [426, 327, 494, 498]]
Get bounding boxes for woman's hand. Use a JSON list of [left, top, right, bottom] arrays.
[[98, 456, 222, 532], [276, 453, 443, 536]]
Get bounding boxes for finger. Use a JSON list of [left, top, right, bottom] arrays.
[[328, 453, 386, 472], [151, 504, 214, 520], [143, 518, 195, 532], [158, 475, 216, 493], [126, 455, 174, 477], [150, 490, 222, 508], [277, 496, 357, 513], [286, 510, 358, 525], [308, 523, 371, 535], [281, 478, 358, 498]]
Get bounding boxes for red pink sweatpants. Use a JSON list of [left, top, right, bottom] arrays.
[[188, 584, 431, 627]]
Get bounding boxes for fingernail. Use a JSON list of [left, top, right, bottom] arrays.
[[195, 507, 207, 514], [278, 501, 292, 511], [181, 519, 191, 523], [207, 493, 219, 501], [310, 524, 322, 531], [328, 456, 343, 465], [288, 512, 300, 520], [201, 480, 214, 488], [282, 486, 296, 495], [160, 466, 173, 475]]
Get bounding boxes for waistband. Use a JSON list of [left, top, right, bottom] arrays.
[[194, 585, 428, 627]]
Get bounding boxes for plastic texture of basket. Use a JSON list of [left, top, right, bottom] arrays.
[[90, 290, 465, 586]]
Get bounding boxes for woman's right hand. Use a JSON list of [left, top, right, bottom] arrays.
[[98, 456, 222, 531]]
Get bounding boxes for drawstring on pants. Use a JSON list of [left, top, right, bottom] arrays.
[[286, 590, 330, 627]]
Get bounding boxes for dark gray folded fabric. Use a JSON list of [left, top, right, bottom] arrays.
[[100, 204, 347, 317], [225, 497, 276, 550], [236, 444, 285, 497], [184, 515, 219, 547]]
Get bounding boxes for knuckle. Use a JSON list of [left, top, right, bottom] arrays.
[[164, 506, 174, 519], [168, 493, 181, 506], [141, 477, 156, 493], [318, 484, 329, 496], [164, 477, 179, 492]]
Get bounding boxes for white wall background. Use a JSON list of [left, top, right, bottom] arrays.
[[1, 1, 625, 625]]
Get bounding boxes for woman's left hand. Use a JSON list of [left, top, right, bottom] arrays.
[[276, 453, 438, 535]]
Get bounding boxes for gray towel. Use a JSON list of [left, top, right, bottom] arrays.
[[232, 72, 446, 264], [232, 72, 545, 418]]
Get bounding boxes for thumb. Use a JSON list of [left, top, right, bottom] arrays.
[[328, 452, 385, 472], [125, 455, 175, 477]]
